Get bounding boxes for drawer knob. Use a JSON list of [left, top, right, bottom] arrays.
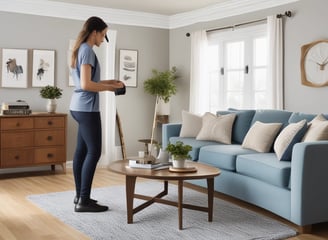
[[14, 155, 20, 160], [47, 153, 54, 158], [48, 121, 53, 125], [16, 122, 20, 127], [47, 136, 53, 141]]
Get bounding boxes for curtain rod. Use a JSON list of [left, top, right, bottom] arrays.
[[186, 11, 292, 37]]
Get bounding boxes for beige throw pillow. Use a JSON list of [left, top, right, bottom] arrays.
[[179, 110, 203, 137], [302, 114, 328, 141], [274, 120, 307, 161], [242, 121, 282, 153], [196, 112, 236, 144]]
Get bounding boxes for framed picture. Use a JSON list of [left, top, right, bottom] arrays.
[[1, 48, 28, 88], [32, 49, 55, 87], [68, 39, 75, 87], [119, 49, 138, 87]]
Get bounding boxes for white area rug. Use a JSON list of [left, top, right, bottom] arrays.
[[27, 181, 296, 240]]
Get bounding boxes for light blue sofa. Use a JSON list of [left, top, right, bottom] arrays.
[[162, 109, 328, 231]]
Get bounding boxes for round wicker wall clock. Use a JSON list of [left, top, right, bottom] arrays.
[[301, 39, 328, 87]]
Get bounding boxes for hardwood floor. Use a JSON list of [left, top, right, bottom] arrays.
[[0, 168, 327, 240]]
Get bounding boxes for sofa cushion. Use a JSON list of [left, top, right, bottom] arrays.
[[236, 153, 291, 188], [242, 121, 282, 153], [302, 114, 328, 141], [217, 109, 256, 144], [274, 120, 308, 161], [196, 112, 236, 144], [198, 144, 256, 171], [179, 110, 202, 137], [251, 109, 292, 129], [168, 137, 218, 160], [288, 112, 316, 123]]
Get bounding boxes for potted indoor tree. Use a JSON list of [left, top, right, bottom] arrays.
[[144, 66, 178, 161], [40, 85, 63, 113], [166, 141, 192, 168]]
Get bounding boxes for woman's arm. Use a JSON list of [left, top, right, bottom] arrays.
[[99, 80, 122, 84], [80, 64, 124, 92]]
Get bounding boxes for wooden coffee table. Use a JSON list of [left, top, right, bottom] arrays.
[[108, 160, 221, 230]]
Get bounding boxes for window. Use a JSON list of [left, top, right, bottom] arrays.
[[207, 24, 268, 112]]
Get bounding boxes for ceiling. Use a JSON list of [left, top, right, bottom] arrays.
[[49, 0, 227, 15]]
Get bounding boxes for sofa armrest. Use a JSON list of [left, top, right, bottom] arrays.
[[162, 123, 182, 149], [290, 141, 328, 226]]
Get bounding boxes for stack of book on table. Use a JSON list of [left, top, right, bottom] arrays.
[[128, 159, 172, 170], [1, 101, 32, 115]]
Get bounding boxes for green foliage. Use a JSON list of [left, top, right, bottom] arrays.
[[40, 85, 63, 99], [143, 66, 178, 103], [165, 141, 192, 160]]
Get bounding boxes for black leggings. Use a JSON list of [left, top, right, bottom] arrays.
[[70, 111, 102, 200]]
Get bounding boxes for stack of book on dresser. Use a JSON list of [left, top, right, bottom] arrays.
[[1, 101, 32, 115], [128, 159, 172, 170]]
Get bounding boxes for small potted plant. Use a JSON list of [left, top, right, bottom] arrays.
[[166, 141, 192, 168], [40, 85, 63, 113]]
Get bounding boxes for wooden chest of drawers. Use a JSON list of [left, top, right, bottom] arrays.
[[0, 113, 67, 172]]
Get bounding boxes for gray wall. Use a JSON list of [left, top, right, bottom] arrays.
[[113, 24, 169, 156], [169, 0, 328, 123], [284, 0, 328, 112], [1, 0, 328, 162], [0, 12, 169, 160]]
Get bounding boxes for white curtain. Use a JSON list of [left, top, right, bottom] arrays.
[[94, 30, 117, 166], [189, 30, 209, 114], [267, 15, 283, 110]]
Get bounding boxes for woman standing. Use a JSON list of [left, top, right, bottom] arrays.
[[70, 16, 124, 212]]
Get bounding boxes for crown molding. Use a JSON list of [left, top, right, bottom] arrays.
[[0, 0, 170, 29], [0, 0, 298, 29], [170, 0, 299, 28]]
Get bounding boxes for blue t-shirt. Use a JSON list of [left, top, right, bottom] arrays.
[[69, 43, 101, 112]]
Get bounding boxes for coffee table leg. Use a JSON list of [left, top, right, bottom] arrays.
[[178, 180, 183, 230], [126, 175, 136, 224], [207, 178, 214, 222]]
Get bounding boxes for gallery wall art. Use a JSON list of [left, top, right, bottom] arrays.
[[1, 48, 28, 88], [32, 49, 55, 87], [119, 49, 138, 87], [67, 39, 75, 86]]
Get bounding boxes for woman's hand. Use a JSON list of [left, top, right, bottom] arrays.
[[111, 80, 125, 89], [113, 81, 126, 95], [99, 79, 125, 92]]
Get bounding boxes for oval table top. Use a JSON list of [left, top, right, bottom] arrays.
[[108, 160, 221, 181]]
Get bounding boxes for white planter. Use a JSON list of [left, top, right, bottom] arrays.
[[172, 156, 186, 168], [157, 98, 170, 115], [46, 99, 57, 113]]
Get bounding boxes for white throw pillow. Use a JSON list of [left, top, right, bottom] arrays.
[[302, 114, 328, 141], [242, 121, 282, 153], [196, 112, 236, 144], [274, 120, 307, 161], [179, 110, 203, 137]]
